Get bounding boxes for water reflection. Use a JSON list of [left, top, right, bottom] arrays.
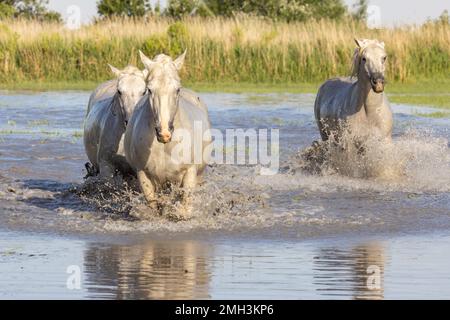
[[83, 241, 211, 299], [82, 239, 387, 300], [313, 243, 385, 299]]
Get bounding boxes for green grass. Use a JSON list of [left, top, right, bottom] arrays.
[[0, 80, 99, 91], [0, 18, 449, 86], [192, 80, 450, 109], [27, 119, 50, 126], [389, 94, 450, 109], [0, 80, 320, 93], [187, 82, 320, 93], [0, 19, 448, 113], [2, 79, 447, 93], [0, 129, 63, 136], [387, 80, 450, 94], [72, 131, 83, 138], [0, 129, 34, 135], [386, 79, 450, 109], [1, 79, 449, 110], [413, 111, 450, 118]]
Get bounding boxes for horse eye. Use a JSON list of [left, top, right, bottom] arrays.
[[177, 88, 181, 95], [118, 90, 122, 96], [362, 57, 367, 62], [382, 56, 387, 62]]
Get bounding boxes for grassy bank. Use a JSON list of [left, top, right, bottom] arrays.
[[0, 17, 448, 85], [0, 80, 319, 93], [0, 17, 448, 111], [1, 79, 448, 112]]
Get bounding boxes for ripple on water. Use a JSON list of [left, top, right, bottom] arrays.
[[0, 92, 449, 238]]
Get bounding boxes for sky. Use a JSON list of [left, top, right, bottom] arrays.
[[48, 0, 450, 27]]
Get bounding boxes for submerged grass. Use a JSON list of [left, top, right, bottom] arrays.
[[0, 129, 60, 136], [413, 111, 450, 118]]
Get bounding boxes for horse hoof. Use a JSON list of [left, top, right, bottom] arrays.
[[84, 162, 98, 179]]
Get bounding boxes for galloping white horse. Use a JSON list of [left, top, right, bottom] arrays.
[[314, 39, 393, 146], [124, 51, 211, 218], [84, 65, 148, 178]]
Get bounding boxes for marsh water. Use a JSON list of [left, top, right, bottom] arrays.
[[0, 90, 449, 299]]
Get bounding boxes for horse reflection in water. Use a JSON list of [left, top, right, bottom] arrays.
[[83, 241, 211, 299], [313, 243, 385, 300]]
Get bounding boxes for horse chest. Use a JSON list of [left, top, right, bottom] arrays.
[[145, 147, 186, 185]]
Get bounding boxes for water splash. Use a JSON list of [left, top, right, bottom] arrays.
[[1, 92, 449, 237], [289, 128, 450, 193], [66, 164, 268, 233]]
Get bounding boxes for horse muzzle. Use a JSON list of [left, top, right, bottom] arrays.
[[370, 74, 385, 93], [156, 128, 172, 144]]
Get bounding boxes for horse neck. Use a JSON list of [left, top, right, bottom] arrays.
[[354, 75, 384, 116], [111, 93, 125, 121]]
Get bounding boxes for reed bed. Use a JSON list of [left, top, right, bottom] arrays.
[[0, 17, 448, 84]]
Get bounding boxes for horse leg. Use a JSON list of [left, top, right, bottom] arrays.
[[98, 159, 115, 179], [137, 170, 157, 208], [195, 165, 207, 185], [111, 154, 136, 178], [84, 162, 99, 179], [180, 166, 198, 218], [97, 142, 116, 179]]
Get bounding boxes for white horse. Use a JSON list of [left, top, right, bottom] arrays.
[[124, 51, 211, 218], [314, 39, 393, 146], [84, 65, 148, 178]]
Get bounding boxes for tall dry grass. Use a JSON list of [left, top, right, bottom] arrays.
[[0, 16, 448, 84]]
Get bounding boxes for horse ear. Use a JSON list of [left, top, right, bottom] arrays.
[[174, 49, 187, 71], [139, 50, 155, 71], [108, 64, 122, 77], [142, 69, 149, 80], [355, 38, 371, 48]]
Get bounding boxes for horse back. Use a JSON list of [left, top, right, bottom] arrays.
[[178, 89, 211, 132], [315, 78, 355, 117], [87, 80, 117, 116], [180, 88, 209, 114], [84, 96, 124, 166]]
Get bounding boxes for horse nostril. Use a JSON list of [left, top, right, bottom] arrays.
[[161, 131, 172, 142]]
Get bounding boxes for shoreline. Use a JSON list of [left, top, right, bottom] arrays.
[[0, 80, 449, 110]]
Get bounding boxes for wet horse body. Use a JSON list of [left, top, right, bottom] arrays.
[[126, 88, 210, 185], [84, 66, 147, 178], [124, 52, 211, 217], [314, 39, 393, 145]]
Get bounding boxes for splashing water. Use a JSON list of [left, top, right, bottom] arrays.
[[293, 127, 450, 193], [0, 92, 449, 238], [71, 163, 268, 233]]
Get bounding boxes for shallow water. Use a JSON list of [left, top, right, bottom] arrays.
[[2, 230, 450, 299], [0, 91, 449, 299]]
